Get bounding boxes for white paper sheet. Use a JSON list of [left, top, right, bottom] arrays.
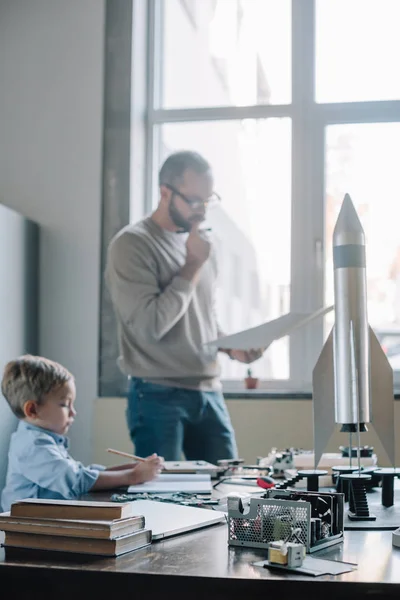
[[127, 473, 212, 494], [205, 306, 333, 351]]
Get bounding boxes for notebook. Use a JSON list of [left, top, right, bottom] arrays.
[[129, 499, 226, 540], [9, 498, 135, 521], [127, 473, 212, 494]]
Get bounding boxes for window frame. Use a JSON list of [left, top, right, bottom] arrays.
[[146, 0, 316, 392], [147, 0, 400, 392], [98, 0, 400, 396]]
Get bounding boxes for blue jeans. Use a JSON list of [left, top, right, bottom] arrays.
[[126, 378, 238, 463]]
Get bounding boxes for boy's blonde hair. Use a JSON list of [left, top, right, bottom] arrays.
[[1, 355, 74, 419]]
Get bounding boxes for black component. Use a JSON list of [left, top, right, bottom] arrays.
[[332, 466, 380, 493], [340, 423, 368, 433], [296, 469, 328, 492], [310, 517, 323, 544], [274, 472, 303, 490], [266, 489, 344, 543], [382, 475, 395, 508], [332, 466, 359, 501], [340, 474, 376, 521], [310, 518, 316, 545], [340, 445, 373, 457], [375, 468, 400, 508], [359, 466, 381, 490], [314, 517, 322, 540]]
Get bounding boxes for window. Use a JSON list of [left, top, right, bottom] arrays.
[[156, 117, 291, 382], [315, 0, 400, 103], [99, 0, 400, 396], [180, 0, 197, 29], [137, 0, 400, 392], [161, 0, 291, 109], [143, 0, 293, 391], [324, 123, 400, 373]]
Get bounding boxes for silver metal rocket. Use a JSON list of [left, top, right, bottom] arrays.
[[312, 193, 395, 469]]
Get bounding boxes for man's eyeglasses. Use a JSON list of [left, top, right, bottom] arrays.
[[162, 184, 221, 209]]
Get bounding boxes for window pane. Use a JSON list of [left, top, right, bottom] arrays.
[[161, 0, 291, 108], [325, 123, 400, 371], [316, 0, 400, 103], [159, 119, 292, 381]]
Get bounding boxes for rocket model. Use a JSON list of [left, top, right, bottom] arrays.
[[312, 194, 395, 469]]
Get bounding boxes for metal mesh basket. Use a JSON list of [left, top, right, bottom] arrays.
[[227, 495, 343, 553], [228, 497, 311, 550]]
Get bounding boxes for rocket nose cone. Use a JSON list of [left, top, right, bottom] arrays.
[[333, 193, 365, 246]]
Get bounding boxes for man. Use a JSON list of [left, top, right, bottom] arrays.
[[105, 151, 263, 463]]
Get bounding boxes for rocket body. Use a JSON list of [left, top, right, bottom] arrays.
[[332, 197, 370, 430], [312, 194, 395, 467]]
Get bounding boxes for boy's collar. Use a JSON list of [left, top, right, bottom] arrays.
[[20, 420, 68, 446]]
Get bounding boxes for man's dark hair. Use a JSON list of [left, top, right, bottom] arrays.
[[158, 151, 211, 187]]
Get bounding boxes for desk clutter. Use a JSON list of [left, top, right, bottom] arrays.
[[111, 491, 221, 507], [225, 446, 400, 531], [2, 444, 397, 569], [227, 489, 344, 553], [0, 497, 227, 555], [0, 498, 151, 557]]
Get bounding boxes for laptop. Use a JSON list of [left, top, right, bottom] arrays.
[[130, 499, 226, 540]]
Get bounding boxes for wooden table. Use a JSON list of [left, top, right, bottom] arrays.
[[1, 483, 400, 599]]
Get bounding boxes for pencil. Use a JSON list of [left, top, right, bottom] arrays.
[[106, 448, 146, 462]]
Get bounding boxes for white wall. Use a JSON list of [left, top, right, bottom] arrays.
[[0, 0, 105, 462], [0, 205, 38, 494]]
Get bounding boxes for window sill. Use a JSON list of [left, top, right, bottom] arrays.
[[223, 389, 400, 400], [223, 389, 312, 399]]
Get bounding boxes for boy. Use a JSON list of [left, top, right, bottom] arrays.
[[1, 355, 163, 512]]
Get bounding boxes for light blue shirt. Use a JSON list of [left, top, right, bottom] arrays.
[[1, 421, 104, 512]]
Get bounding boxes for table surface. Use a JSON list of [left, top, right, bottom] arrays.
[[1, 483, 400, 598]]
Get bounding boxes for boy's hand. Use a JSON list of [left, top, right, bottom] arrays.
[[92, 454, 164, 492], [126, 453, 164, 485], [106, 462, 139, 472]]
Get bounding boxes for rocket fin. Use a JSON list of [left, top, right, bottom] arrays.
[[312, 328, 336, 469], [369, 326, 396, 466]]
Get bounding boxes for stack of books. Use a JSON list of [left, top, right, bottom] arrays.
[[0, 498, 151, 557]]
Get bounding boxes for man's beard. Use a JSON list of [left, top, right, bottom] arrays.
[[168, 196, 192, 232]]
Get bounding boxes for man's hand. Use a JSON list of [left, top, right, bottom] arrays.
[[185, 222, 211, 267], [223, 348, 265, 363], [180, 222, 211, 281]]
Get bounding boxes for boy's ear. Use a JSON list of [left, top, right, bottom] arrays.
[[23, 400, 39, 419]]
